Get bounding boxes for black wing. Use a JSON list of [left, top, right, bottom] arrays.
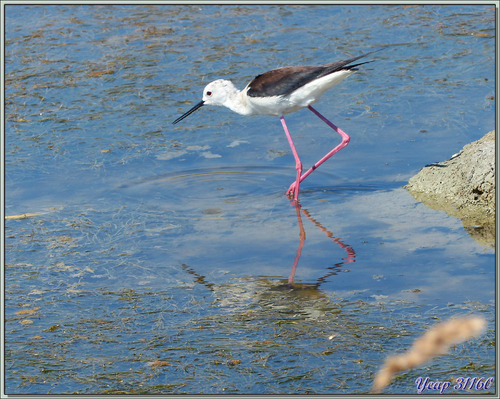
[[247, 50, 380, 98]]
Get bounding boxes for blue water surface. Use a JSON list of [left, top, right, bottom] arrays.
[[4, 4, 495, 395]]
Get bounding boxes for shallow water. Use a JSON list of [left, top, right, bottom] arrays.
[[4, 4, 495, 395]]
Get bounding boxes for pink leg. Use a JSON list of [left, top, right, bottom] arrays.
[[280, 115, 302, 202], [286, 105, 351, 197]]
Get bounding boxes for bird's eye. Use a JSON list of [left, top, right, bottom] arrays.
[[206, 91, 212, 96]]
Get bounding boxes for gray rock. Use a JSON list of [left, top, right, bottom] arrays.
[[404, 130, 495, 247]]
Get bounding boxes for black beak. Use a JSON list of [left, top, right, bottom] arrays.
[[173, 101, 205, 124]]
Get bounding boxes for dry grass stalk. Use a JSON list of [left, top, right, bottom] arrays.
[[5, 212, 42, 220], [371, 316, 487, 393]]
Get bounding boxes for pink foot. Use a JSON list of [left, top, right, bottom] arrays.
[[286, 182, 297, 199]]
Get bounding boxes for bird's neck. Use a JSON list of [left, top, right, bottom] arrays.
[[223, 88, 251, 116]]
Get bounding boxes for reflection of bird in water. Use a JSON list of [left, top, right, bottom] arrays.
[[173, 50, 382, 201], [287, 201, 355, 287], [181, 200, 355, 290]]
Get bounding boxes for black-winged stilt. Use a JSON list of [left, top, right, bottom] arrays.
[[173, 50, 380, 202]]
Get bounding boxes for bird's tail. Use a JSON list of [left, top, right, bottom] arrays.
[[345, 60, 374, 70], [321, 47, 385, 73]]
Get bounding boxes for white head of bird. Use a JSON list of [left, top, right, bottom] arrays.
[[202, 79, 238, 107]]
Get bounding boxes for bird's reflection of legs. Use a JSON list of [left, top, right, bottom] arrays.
[[288, 203, 306, 286], [288, 201, 356, 287]]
